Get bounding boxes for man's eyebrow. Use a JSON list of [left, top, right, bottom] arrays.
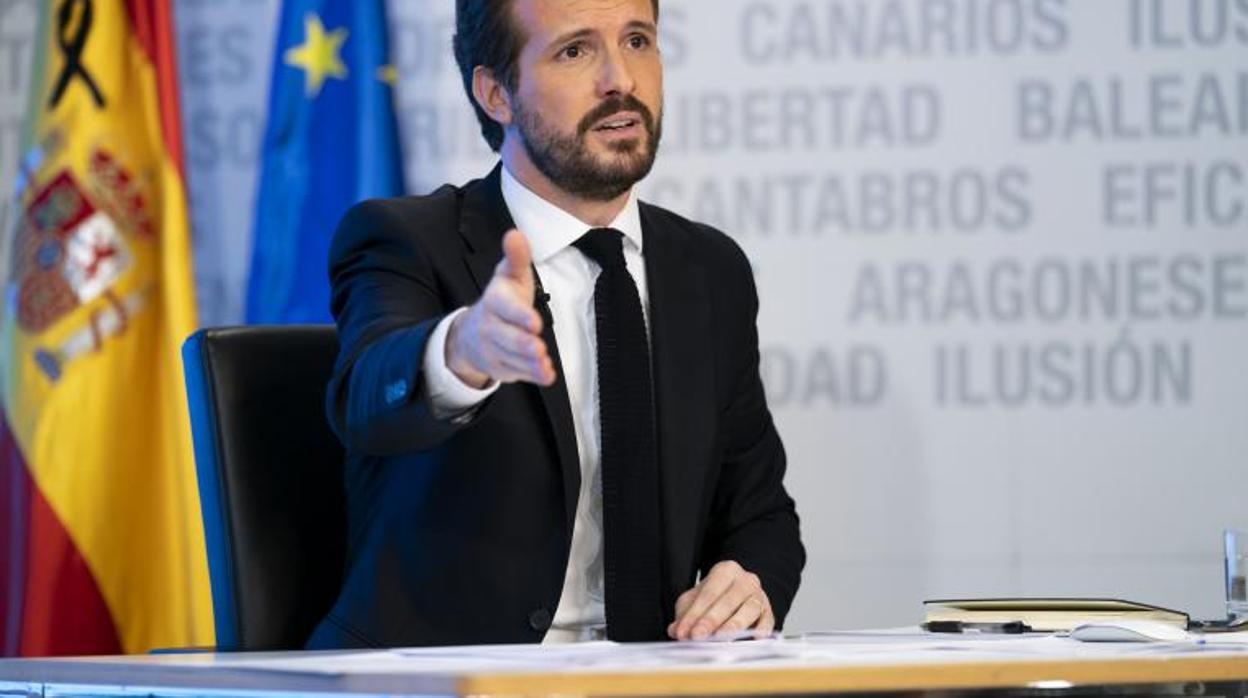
[[623, 19, 657, 35], [547, 20, 657, 48], [548, 27, 595, 47]]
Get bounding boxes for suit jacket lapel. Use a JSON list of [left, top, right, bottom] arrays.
[[459, 165, 582, 533], [640, 204, 716, 604], [459, 165, 514, 290]]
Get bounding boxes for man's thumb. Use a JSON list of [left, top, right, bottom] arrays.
[[500, 229, 533, 285]]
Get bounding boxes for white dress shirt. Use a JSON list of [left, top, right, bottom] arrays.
[[421, 164, 649, 642]]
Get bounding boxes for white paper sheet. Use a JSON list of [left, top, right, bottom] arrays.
[[215, 631, 1248, 678]]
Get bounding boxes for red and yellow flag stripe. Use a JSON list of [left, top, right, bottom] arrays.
[[1, 0, 211, 655]]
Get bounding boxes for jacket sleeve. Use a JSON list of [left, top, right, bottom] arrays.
[[325, 197, 490, 455], [699, 245, 806, 628]]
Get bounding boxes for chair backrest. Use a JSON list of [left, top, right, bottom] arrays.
[[182, 325, 345, 651]]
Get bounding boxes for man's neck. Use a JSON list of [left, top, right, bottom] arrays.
[[501, 147, 631, 228]]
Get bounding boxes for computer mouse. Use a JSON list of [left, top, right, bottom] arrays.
[[1070, 620, 1190, 643]]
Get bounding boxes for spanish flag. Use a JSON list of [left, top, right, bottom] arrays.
[[0, 0, 212, 654]]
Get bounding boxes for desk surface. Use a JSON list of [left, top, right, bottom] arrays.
[[1, 634, 1247, 697]]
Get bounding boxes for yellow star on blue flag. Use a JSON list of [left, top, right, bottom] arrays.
[[283, 13, 349, 97], [247, 0, 405, 324]]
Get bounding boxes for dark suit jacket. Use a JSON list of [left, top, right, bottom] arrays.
[[307, 165, 804, 648]]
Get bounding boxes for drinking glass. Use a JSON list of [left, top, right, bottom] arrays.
[[1225, 528, 1248, 620]]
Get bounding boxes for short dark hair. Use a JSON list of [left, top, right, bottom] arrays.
[[453, 0, 660, 152]]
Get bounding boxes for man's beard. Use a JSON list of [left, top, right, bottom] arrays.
[[515, 94, 662, 202]]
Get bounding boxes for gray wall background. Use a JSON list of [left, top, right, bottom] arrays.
[[2, 0, 1246, 631]]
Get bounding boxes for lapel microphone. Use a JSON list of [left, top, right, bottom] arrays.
[[533, 269, 554, 329]]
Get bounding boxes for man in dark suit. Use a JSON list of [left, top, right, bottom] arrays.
[[307, 0, 804, 648]]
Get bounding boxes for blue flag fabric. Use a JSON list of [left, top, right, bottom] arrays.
[[246, 0, 405, 323]]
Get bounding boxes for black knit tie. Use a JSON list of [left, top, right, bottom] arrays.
[[572, 227, 664, 641]]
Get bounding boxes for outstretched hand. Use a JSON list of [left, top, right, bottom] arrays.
[[446, 229, 556, 388]]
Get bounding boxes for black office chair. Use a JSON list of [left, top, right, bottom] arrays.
[[182, 325, 346, 651]]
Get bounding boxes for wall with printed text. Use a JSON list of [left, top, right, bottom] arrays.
[[1, 0, 1245, 630]]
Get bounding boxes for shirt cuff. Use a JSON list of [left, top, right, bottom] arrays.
[[423, 307, 499, 420]]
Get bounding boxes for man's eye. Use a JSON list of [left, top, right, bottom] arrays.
[[560, 44, 584, 59], [628, 35, 651, 49]]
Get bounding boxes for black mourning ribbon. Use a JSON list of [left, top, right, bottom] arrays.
[[48, 0, 106, 109], [572, 228, 665, 642]]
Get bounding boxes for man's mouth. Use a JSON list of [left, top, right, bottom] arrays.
[[593, 114, 642, 132]]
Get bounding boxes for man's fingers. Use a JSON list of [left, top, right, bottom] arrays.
[[720, 595, 765, 635], [673, 567, 735, 639], [486, 349, 550, 385], [485, 332, 554, 385], [668, 588, 699, 638], [499, 229, 534, 285], [485, 319, 547, 362], [686, 576, 761, 640], [754, 602, 776, 638], [674, 588, 697, 619], [484, 284, 543, 334], [487, 323, 554, 384]]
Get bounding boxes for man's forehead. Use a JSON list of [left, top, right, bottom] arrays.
[[514, 0, 656, 41]]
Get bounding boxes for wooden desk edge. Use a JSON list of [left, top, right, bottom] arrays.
[[458, 654, 1248, 697]]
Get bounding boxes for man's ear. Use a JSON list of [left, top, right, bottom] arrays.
[[472, 66, 514, 127]]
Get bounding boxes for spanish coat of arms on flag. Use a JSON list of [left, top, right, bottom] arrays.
[[1, 0, 213, 655]]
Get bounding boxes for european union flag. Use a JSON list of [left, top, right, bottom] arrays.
[[246, 0, 405, 323]]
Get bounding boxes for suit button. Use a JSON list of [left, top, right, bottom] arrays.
[[383, 379, 408, 405], [528, 608, 552, 631]]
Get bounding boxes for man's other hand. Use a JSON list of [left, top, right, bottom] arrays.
[[446, 229, 556, 388], [668, 560, 774, 641]]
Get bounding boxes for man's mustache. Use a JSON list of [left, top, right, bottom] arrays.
[[577, 95, 656, 137]]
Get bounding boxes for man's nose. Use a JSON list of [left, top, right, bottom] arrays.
[[597, 47, 636, 97]]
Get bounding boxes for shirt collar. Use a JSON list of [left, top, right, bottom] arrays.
[[500, 163, 643, 264]]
